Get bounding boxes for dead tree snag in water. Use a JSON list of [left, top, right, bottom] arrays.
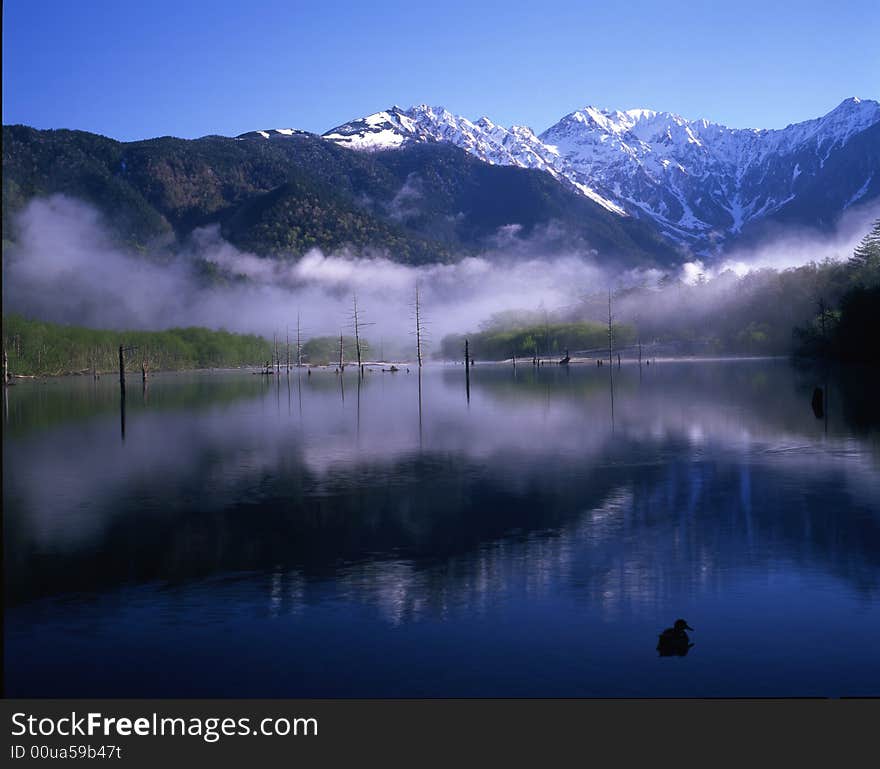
[[414, 284, 425, 367]]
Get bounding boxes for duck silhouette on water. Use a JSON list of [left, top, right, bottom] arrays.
[[657, 619, 694, 657]]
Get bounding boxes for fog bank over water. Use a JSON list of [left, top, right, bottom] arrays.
[[3, 195, 877, 346]]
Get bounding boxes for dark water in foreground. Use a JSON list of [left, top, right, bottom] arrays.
[[4, 360, 880, 697]]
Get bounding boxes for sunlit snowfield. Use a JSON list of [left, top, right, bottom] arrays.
[[4, 360, 880, 696]]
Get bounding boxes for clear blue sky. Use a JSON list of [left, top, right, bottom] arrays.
[[3, 0, 878, 141]]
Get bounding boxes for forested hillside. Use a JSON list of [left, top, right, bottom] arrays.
[[2, 315, 272, 376], [2, 125, 677, 267]]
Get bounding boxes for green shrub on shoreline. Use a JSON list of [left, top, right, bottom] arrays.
[[2, 314, 273, 377], [440, 321, 635, 361]]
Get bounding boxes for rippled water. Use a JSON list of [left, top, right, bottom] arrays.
[[4, 360, 880, 696]]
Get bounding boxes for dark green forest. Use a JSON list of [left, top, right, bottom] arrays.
[[0, 317, 384, 377], [2, 125, 676, 267], [301, 335, 371, 366], [789, 219, 880, 362], [440, 321, 635, 361], [2, 315, 272, 376]]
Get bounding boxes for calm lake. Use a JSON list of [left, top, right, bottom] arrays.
[[4, 359, 880, 697]]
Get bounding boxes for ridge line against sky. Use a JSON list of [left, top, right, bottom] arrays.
[[3, 0, 879, 142], [6, 97, 880, 145]]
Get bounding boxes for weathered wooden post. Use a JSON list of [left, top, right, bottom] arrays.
[[352, 297, 360, 370], [339, 334, 344, 371], [119, 345, 126, 396], [140, 358, 148, 402], [811, 387, 824, 419], [3, 345, 8, 386], [118, 344, 127, 441], [465, 338, 470, 402], [512, 353, 516, 371]]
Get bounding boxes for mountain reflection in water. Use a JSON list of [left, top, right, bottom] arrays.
[[4, 360, 880, 696]]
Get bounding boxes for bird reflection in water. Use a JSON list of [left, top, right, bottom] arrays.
[[811, 387, 825, 419]]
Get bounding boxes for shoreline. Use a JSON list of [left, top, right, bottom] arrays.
[[5, 354, 808, 382]]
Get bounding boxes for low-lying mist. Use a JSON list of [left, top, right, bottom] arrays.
[[2, 194, 877, 355]]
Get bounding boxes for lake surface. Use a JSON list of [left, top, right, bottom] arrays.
[[4, 360, 880, 697]]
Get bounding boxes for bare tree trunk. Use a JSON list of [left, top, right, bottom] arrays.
[[415, 285, 423, 367], [353, 294, 362, 372], [119, 345, 126, 396], [465, 338, 470, 402], [119, 344, 127, 441]]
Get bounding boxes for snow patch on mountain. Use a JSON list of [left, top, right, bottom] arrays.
[[236, 128, 311, 140], [846, 174, 874, 207], [538, 97, 880, 247], [256, 98, 880, 253], [321, 108, 418, 149], [321, 105, 625, 215]]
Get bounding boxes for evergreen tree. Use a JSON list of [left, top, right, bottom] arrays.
[[849, 218, 880, 284]]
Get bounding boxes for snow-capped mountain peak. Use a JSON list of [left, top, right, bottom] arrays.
[[537, 97, 880, 244], [310, 98, 880, 252], [320, 106, 420, 149], [321, 105, 626, 214]]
